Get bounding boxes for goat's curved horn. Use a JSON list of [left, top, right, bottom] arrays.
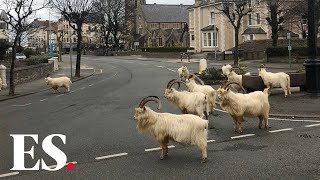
[[222, 81, 245, 92], [167, 79, 181, 89], [193, 75, 204, 85], [138, 96, 162, 110]]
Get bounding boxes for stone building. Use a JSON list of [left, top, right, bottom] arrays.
[[189, 0, 302, 53], [125, 0, 190, 49], [0, 10, 9, 42]]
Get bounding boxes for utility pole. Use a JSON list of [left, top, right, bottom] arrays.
[[304, 0, 320, 96]]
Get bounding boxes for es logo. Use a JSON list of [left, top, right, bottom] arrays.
[[10, 134, 68, 171]]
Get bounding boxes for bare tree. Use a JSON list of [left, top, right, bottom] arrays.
[[0, 0, 44, 95], [216, 0, 253, 66], [50, 0, 95, 77]]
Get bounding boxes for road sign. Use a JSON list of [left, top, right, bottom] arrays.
[[287, 33, 291, 39], [288, 46, 292, 51]]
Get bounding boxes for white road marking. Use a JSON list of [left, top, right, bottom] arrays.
[[89, 84, 94, 87], [80, 87, 86, 90], [0, 172, 19, 178], [40, 98, 48, 102], [214, 108, 320, 123], [11, 103, 32, 107], [167, 68, 176, 72], [231, 134, 255, 139], [155, 65, 165, 68], [305, 123, 320, 128], [269, 128, 293, 133], [269, 117, 320, 123], [145, 145, 175, 152], [214, 108, 228, 113], [47, 161, 78, 169], [207, 140, 216, 143], [95, 153, 128, 160], [100, 69, 103, 73], [56, 94, 65, 97]]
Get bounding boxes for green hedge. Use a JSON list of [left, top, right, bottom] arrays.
[[141, 47, 189, 52], [26, 55, 50, 66], [201, 67, 226, 81], [266, 46, 320, 57]]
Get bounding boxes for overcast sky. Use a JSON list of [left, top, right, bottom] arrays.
[[32, 0, 194, 21]]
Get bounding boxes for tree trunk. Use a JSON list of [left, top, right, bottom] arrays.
[[104, 30, 111, 55], [9, 41, 17, 96], [270, 5, 278, 47], [234, 28, 239, 67], [75, 28, 82, 77], [113, 33, 119, 51]]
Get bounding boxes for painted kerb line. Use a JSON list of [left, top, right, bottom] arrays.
[[305, 123, 320, 128]]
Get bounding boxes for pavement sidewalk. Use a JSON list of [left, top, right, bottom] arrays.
[[0, 60, 95, 101]]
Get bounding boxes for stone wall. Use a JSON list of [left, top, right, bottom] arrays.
[[5, 62, 53, 85]]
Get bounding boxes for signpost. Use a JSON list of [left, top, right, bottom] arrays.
[[287, 33, 292, 68]]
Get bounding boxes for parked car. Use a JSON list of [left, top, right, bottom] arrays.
[[16, 53, 26, 60]]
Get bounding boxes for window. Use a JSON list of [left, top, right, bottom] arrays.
[[148, 37, 152, 47], [191, 35, 195, 41], [208, 33, 212, 46], [250, 34, 254, 41], [73, 37, 77, 42], [248, 14, 252, 25], [66, 25, 69, 29], [210, 12, 215, 25], [159, 36, 163, 46], [255, 0, 260, 5], [203, 31, 218, 47], [256, 13, 261, 24], [67, 38, 69, 42], [89, 39, 92, 43], [248, 0, 252, 8]]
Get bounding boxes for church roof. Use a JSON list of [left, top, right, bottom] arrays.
[[141, 4, 190, 23]]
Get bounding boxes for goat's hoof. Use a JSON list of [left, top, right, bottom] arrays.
[[201, 158, 207, 163], [160, 156, 165, 160]]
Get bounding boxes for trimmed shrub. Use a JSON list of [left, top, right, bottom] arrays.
[[0, 40, 11, 60], [23, 48, 36, 58], [26, 55, 50, 66], [141, 47, 189, 52], [200, 67, 226, 81], [266, 46, 320, 57]]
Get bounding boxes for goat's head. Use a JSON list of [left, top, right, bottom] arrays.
[[217, 81, 245, 102], [222, 64, 232, 76], [186, 74, 204, 85], [182, 65, 188, 72], [134, 96, 162, 121], [258, 64, 267, 75], [164, 79, 186, 99]]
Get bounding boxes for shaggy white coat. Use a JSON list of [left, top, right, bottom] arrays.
[[45, 76, 72, 93], [164, 88, 209, 120], [186, 78, 216, 113], [0, 78, 2, 91], [134, 106, 208, 162], [258, 68, 291, 97], [178, 66, 189, 81], [217, 87, 270, 133]]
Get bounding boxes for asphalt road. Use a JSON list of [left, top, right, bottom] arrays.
[[0, 56, 319, 179]]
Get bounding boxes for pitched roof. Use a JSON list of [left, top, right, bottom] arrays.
[[0, 10, 8, 21], [242, 27, 267, 35], [141, 4, 190, 23], [201, 25, 218, 31]]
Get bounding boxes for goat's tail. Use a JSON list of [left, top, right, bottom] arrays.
[[287, 75, 291, 94]]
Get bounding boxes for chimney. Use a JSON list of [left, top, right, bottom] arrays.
[[195, 0, 202, 6]]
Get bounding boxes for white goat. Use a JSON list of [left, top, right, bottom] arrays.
[[217, 82, 270, 134], [222, 64, 250, 92], [178, 66, 189, 81], [258, 64, 291, 97], [164, 79, 209, 120], [186, 74, 216, 114], [45, 75, 72, 93], [134, 96, 208, 163]]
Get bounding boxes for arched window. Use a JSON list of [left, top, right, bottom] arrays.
[[159, 36, 162, 47]]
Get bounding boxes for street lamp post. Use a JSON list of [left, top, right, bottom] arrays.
[[70, 31, 73, 78], [304, 0, 320, 96]]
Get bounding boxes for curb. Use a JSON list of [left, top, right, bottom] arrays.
[[0, 71, 95, 102]]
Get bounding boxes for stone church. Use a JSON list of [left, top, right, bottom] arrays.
[[125, 0, 190, 49]]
